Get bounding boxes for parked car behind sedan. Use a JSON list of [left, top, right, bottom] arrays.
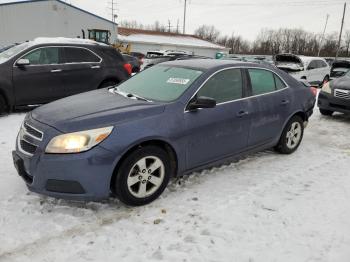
[[274, 54, 330, 87], [0, 37, 131, 114], [122, 54, 141, 73], [330, 60, 350, 79], [318, 72, 350, 115], [13, 60, 316, 206]]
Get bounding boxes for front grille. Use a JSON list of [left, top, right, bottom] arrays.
[[18, 121, 43, 157], [23, 122, 43, 140], [20, 139, 37, 154], [334, 89, 350, 100]]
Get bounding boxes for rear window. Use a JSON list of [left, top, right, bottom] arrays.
[[248, 69, 276, 95], [117, 65, 203, 102]]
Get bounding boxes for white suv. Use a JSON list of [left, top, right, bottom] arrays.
[[274, 54, 330, 86]]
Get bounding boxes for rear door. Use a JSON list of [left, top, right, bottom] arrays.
[[246, 68, 291, 147], [61, 47, 103, 96], [13, 46, 65, 105], [184, 68, 251, 168]]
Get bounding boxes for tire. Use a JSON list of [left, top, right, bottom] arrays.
[[320, 108, 333, 116], [98, 80, 117, 89], [319, 75, 329, 88], [0, 95, 7, 115], [275, 115, 304, 154], [113, 146, 172, 206]]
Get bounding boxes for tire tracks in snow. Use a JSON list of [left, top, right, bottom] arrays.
[[0, 207, 134, 261]]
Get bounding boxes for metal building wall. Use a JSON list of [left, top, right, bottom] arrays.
[[0, 0, 117, 46]]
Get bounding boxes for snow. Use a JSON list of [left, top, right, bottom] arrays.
[[0, 109, 350, 262], [118, 34, 227, 50]]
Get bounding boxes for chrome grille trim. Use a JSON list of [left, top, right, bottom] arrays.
[[18, 121, 44, 157], [334, 89, 350, 100], [23, 122, 43, 141]]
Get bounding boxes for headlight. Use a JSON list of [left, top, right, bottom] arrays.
[[45, 126, 113, 154], [321, 81, 332, 94]]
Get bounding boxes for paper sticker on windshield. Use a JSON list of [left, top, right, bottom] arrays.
[[167, 78, 190, 85]]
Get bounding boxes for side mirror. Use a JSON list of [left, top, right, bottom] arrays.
[[16, 59, 30, 66], [187, 96, 216, 111]]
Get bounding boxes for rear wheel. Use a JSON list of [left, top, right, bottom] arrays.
[[320, 108, 333, 116], [0, 95, 7, 115], [275, 116, 304, 154], [113, 146, 171, 206]]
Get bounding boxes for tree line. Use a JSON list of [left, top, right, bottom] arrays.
[[119, 21, 350, 57]]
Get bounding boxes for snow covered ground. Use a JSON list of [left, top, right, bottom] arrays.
[[0, 109, 350, 262]]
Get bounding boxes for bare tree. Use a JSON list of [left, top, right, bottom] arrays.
[[194, 25, 220, 42]]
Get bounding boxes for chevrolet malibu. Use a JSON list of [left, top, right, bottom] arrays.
[[13, 60, 316, 206]]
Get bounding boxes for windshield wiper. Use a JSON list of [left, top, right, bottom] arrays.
[[109, 87, 153, 102]]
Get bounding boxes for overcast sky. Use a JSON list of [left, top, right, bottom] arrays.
[[0, 0, 349, 40]]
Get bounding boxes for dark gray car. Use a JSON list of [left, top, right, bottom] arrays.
[[0, 38, 131, 114]]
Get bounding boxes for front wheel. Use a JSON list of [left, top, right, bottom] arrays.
[[275, 116, 304, 154], [113, 146, 171, 206]]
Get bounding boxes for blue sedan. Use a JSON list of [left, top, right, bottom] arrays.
[[13, 59, 316, 206]]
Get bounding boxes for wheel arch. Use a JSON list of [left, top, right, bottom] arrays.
[[277, 111, 307, 144], [110, 139, 178, 192]]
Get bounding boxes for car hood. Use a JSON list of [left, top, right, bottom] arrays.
[[274, 54, 304, 73], [31, 89, 166, 133], [331, 75, 350, 90]]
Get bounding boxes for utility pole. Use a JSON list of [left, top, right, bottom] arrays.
[[168, 19, 171, 32], [108, 0, 117, 23], [183, 0, 187, 34], [318, 14, 329, 57], [336, 2, 347, 59]]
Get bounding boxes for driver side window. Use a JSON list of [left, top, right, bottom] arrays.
[[22, 47, 60, 65], [197, 69, 243, 104]]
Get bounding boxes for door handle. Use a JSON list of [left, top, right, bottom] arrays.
[[91, 65, 101, 69], [280, 100, 290, 106], [237, 110, 249, 118], [51, 69, 62, 73]]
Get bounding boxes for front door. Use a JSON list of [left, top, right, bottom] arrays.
[[184, 68, 251, 169], [13, 46, 65, 105]]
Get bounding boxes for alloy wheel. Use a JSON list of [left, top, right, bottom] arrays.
[[127, 156, 165, 198], [286, 122, 302, 149]]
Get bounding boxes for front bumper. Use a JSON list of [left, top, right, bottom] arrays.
[[318, 91, 350, 114], [13, 116, 120, 201]]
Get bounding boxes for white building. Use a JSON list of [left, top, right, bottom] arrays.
[[0, 0, 117, 47], [118, 28, 229, 58]]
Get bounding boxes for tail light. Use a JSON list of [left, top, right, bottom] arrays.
[[310, 87, 318, 96], [123, 63, 132, 75]]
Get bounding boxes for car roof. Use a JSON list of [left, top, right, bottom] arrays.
[[29, 37, 108, 47], [161, 59, 273, 71]]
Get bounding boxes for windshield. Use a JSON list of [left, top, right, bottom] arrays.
[[0, 42, 31, 64], [116, 65, 203, 102]]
